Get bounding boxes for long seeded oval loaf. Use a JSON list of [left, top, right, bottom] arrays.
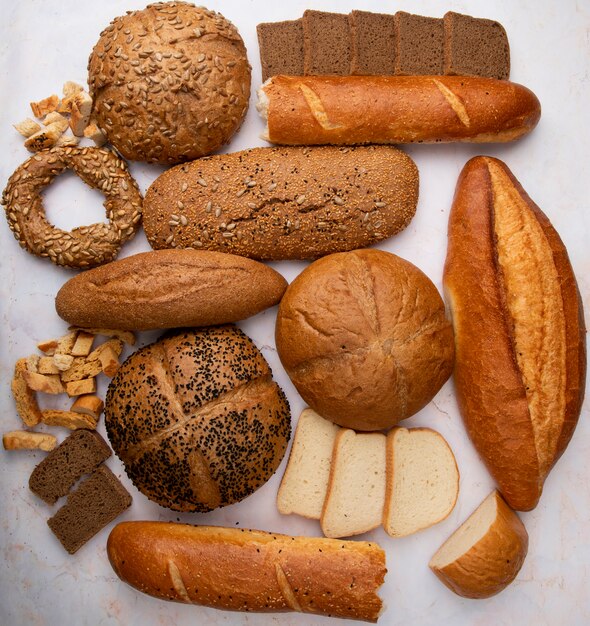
[[258, 75, 540, 145], [443, 157, 586, 511], [142, 145, 418, 260], [107, 521, 386, 622], [55, 249, 287, 331]]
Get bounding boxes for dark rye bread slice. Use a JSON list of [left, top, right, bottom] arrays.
[[303, 10, 351, 75], [29, 429, 111, 505], [350, 10, 396, 75], [444, 12, 510, 79], [257, 19, 304, 82], [48, 464, 132, 554], [394, 12, 444, 75]]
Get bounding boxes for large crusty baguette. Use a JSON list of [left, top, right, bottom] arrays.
[[142, 145, 418, 260], [443, 156, 586, 511], [107, 521, 386, 622], [429, 491, 528, 599], [258, 75, 540, 145], [55, 249, 287, 330]]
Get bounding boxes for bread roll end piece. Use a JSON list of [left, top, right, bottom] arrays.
[[429, 491, 528, 598], [107, 522, 387, 621], [256, 81, 270, 141]]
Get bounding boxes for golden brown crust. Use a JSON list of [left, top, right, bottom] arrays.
[[143, 145, 418, 260], [430, 491, 528, 598], [87, 2, 251, 164], [1, 146, 142, 268], [276, 249, 454, 431], [11, 359, 43, 427], [56, 249, 288, 330], [443, 157, 586, 510], [261, 75, 540, 145], [107, 521, 386, 621]]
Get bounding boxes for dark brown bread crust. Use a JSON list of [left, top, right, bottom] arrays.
[[108, 522, 386, 621], [55, 249, 287, 330], [261, 75, 541, 145], [443, 157, 586, 510], [275, 249, 454, 431], [143, 145, 418, 260], [87, 2, 251, 164], [105, 326, 290, 512]]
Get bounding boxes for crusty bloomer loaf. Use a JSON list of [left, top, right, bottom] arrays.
[[87, 2, 251, 163], [108, 522, 386, 622], [55, 249, 287, 330], [444, 157, 586, 511], [275, 249, 455, 431], [258, 75, 540, 145], [105, 326, 290, 512], [143, 145, 418, 260]]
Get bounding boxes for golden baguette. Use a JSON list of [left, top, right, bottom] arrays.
[[259, 75, 540, 145], [443, 156, 586, 511]]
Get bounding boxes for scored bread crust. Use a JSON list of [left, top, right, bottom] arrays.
[[107, 521, 386, 622], [260, 75, 540, 145], [429, 491, 528, 598], [443, 157, 586, 511]]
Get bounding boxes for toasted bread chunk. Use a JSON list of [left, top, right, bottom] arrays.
[[71, 332, 95, 357], [65, 378, 97, 397], [14, 118, 42, 138], [24, 126, 62, 152], [30, 94, 59, 118], [69, 327, 136, 346], [55, 134, 80, 147], [43, 112, 69, 133], [38, 357, 60, 375], [60, 357, 103, 383], [42, 409, 97, 430], [23, 371, 65, 394], [37, 339, 59, 355], [55, 330, 78, 355], [69, 92, 93, 136], [98, 345, 120, 377], [63, 81, 84, 98], [83, 123, 107, 147], [3, 431, 57, 452], [26, 354, 40, 373], [71, 395, 104, 420], [53, 353, 75, 371]]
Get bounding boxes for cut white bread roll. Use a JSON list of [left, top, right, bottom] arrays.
[[321, 429, 387, 538], [277, 408, 340, 519], [429, 491, 528, 598], [383, 427, 459, 537]]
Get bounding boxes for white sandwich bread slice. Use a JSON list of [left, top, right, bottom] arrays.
[[277, 408, 340, 519], [383, 427, 459, 537], [429, 490, 529, 598], [321, 429, 387, 538]]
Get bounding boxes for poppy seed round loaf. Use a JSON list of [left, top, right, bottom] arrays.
[[87, 2, 251, 164], [104, 326, 290, 512], [275, 249, 455, 431]]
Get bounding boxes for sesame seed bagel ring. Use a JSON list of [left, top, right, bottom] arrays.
[[2, 146, 142, 268]]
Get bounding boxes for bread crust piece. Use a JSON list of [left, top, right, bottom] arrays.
[[143, 145, 418, 261], [87, 3, 251, 164], [430, 491, 528, 598], [260, 75, 540, 145], [443, 157, 586, 511], [276, 249, 454, 431], [56, 249, 287, 331], [12, 358, 43, 426], [107, 521, 386, 622]]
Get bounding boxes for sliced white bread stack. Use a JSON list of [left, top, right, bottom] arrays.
[[429, 490, 528, 598], [383, 427, 459, 537], [277, 410, 459, 539], [277, 408, 340, 518], [321, 430, 387, 538]]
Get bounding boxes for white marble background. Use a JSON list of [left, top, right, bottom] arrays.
[[0, 1, 589, 625]]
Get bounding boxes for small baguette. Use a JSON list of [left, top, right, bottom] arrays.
[[143, 145, 418, 260], [107, 522, 386, 622], [430, 491, 528, 598], [443, 157, 586, 510], [258, 75, 540, 145], [55, 249, 287, 331]]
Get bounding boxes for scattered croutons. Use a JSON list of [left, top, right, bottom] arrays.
[[43, 111, 69, 133], [23, 371, 65, 394], [30, 94, 59, 118], [71, 395, 104, 420], [53, 353, 75, 371], [38, 356, 60, 375], [65, 378, 97, 397], [70, 327, 135, 345], [63, 81, 84, 98], [24, 125, 62, 152], [3, 431, 57, 452], [71, 332, 95, 357], [83, 123, 107, 147], [41, 409, 97, 430], [69, 92, 93, 136], [37, 339, 59, 355], [11, 359, 43, 427], [14, 118, 42, 138]]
